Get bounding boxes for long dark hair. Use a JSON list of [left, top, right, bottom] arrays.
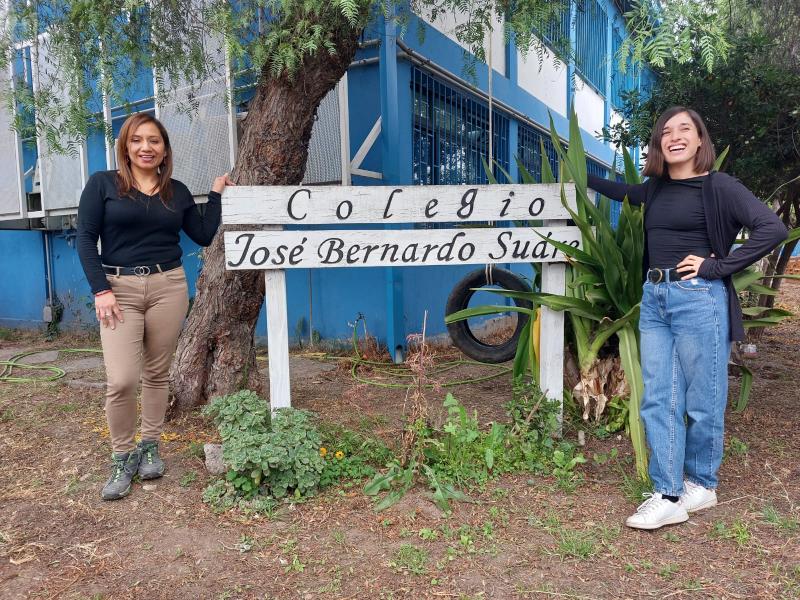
[[642, 106, 716, 178], [115, 113, 174, 204]]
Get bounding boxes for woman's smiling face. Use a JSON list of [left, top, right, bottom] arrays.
[[127, 121, 166, 172], [660, 111, 703, 168]]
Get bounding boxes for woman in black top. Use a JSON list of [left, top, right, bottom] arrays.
[[77, 112, 233, 500], [587, 107, 787, 530]]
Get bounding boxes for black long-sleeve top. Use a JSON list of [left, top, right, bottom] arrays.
[[587, 172, 788, 341], [77, 170, 222, 294]]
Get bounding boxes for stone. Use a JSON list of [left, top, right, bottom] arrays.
[[204, 443, 226, 475], [20, 350, 60, 364], [143, 484, 157, 491]]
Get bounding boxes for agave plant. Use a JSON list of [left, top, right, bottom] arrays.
[[448, 108, 650, 480]]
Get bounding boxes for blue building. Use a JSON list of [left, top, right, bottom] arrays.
[[0, 1, 644, 354]]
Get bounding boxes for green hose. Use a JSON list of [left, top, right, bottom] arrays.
[[0, 349, 103, 383]]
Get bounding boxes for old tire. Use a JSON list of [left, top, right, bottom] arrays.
[[445, 268, 532, 364]]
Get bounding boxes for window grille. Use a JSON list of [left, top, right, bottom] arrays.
[[412, 67, 509, 187], [541, 2, 571, 56], [611, 26, 635, 110], [517, 123, 559, 183], [575, 0, 608, 93]]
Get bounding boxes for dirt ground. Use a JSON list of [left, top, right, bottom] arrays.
[[1, 282, 799, 600]]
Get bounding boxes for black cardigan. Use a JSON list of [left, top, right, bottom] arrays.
[[587, 172, 788, 341]]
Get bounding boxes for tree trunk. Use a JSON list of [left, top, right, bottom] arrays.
[[749, 188, 798, 342], [169, 29, 361, 413]]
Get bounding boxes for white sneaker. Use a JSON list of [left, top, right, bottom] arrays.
[[679, 480, 717, 513], [625, 493, 689, 530]]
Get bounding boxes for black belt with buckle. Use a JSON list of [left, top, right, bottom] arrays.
[[103, 260, 182, 277], [646, 268, 681, 284]]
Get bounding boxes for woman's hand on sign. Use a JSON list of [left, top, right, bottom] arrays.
[[211, 172, 235, 194], [95, 292, 124, 330], [677, 253, 714, 280]]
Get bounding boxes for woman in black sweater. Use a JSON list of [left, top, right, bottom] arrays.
[[77, 113, 233, 500], [587, 107, 787, 530]]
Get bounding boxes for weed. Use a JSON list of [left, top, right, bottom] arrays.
[[659, 563, 679, 579], [682, 578, 703, 591], [234, 535, 254, 553], [592, 447, 619, 465], [331, 530, 346, 546], [724, 436, 749, 460], [390, 544, 429, 575], [552, 443, 587, 491], [0, 408, 16, 423], [556, 529, 596, 560], [663, 531, 681, 543], [399, 527, 413, 538], [418, 527, 438, 541], [762, 505, 799, 533], [319, 566, 342, 594], [64, 476, 80, 495], [0, 327, 17, 341], [179, 470, 197, 488], [284, 554, 306, 573], [618, 465, 653, 504], [186, 441, 205, 459], [710, 518, 751, 547]]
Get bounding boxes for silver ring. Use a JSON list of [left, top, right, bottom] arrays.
[[134, 265, 151, 276]]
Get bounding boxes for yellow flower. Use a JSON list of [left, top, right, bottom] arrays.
[[319, 447, 328, 457], [335, 451, 344, 460]]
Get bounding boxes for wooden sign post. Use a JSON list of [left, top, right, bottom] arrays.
[[222, 183, 580, 416]]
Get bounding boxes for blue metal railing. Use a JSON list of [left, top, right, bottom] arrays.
[[575, 0, 608, 94], [412, 67, 510, 187], [517, 123, 559, 183], [611, 26, 635, 109]]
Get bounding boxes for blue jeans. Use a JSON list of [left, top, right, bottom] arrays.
[[639, 274, 730, 496]]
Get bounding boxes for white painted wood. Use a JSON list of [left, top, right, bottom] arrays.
[[350, 167, 383, 180], [264, 269, 291, 411], [539, 220, 567, 429], [223, 183, 575, 225], [338, 72, 351, 186], [351, 116, 381, 171], [224, 226, 581, 270]]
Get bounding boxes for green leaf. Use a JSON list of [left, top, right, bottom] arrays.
[[484, 447, 494, 470], [713, 146, 730, 171], [617, 324, 648, 481], [734, 365, 753, 412]]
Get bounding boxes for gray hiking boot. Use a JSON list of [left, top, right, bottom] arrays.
[[137, 439, 165, 480], [101, 450, 141, 500]]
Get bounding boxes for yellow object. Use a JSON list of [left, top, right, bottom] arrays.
[[532, 307, 542, 364], [319, 447, 328, 457], [335, 451, 344, 460]]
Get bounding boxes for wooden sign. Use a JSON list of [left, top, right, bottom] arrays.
[[224, 227, 581, 270], [222, 183, 576, 225], [222, 183, 575, 420]]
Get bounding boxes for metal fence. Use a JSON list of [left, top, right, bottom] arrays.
[[611, 26, 635, 109], [412, 67, 510, 187], [517, 123, 559, 183], [575, 0, 608, 93]]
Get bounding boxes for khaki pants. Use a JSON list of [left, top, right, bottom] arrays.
[[100, 268, 189, 453]]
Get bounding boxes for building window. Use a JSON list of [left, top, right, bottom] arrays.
[[611, 26, 635, 110], [540, 2, 571, 57], [575, 0, 608, 93], [517, 123, 559, 183], [412, 67, 509, 187]]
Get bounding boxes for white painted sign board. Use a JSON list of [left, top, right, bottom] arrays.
[[222, 184, 578, 415]]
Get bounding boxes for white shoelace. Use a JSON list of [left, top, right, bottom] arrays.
[[635, 493, 667, 514]]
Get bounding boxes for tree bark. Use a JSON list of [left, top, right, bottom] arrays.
[[169, 27, 361, 413]]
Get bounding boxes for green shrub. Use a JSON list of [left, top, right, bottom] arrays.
[[202, 390, 325, 500]]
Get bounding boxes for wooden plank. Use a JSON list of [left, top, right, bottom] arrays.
[[224, 226, 581, 270], [264, 270, 291, 410], [222, 183, 575, 225], [539, 222, 567, 430]]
